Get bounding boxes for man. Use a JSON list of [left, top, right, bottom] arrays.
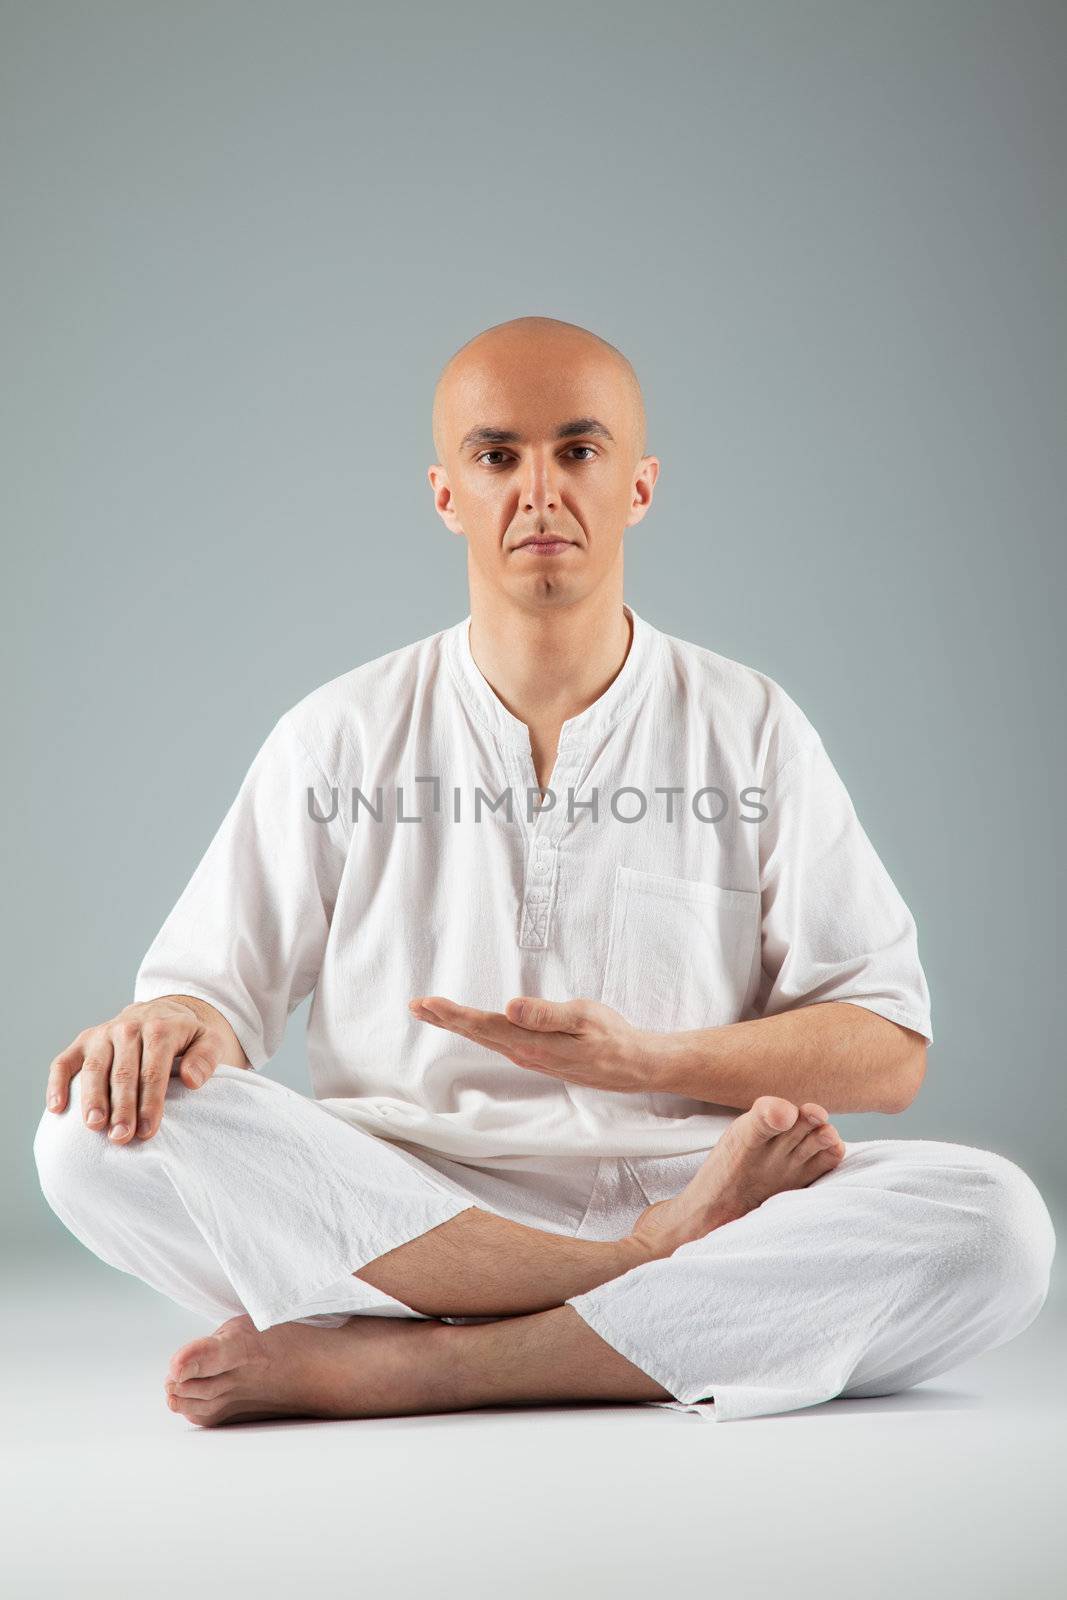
[[34, 316, 1055, 1427]]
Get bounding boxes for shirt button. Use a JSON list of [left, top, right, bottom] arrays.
[[534, 855, 550, 873]]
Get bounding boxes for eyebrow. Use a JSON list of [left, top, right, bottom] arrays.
[[458, 417, 616, 453]]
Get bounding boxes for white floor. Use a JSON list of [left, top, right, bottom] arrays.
[[4, 1257, 1064, 1599]]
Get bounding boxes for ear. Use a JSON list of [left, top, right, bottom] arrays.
[[428, 464, 467, 536]]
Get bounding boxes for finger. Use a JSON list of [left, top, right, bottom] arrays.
[[79, 1035, 115, 1131], [411, 1001, 495, 1038], [473, 1031, 577, 1076], [416, 999, 526, 1043], [136, 1018, 181, 1138], [430, 1008, 544, 1054], [412, 1010, 450, 1030], [475, 1018, 577, 1064], [107, 1020, 142, 1144], [409, 995, 445, 1012], [505, 996, 584, 1033], [414, 997, 500, 1029], [416, 1002, 593, 1079], [413, 999, 581, 1070], [177, 1050, 217, 1090], [46, 1040, 85, 1112], [447, 998, 584, 1058]]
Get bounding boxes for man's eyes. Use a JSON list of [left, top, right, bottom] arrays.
[[475, 446, 598, 466]]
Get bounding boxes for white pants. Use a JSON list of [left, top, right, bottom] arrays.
[[33, 1065, 1056, 1423]]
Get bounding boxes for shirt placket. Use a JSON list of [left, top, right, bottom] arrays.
[[511, 731, 588, 951]]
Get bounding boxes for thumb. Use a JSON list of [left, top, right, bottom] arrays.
[[177, 1052, 217, 1089], [505, 996, 582, 1032]]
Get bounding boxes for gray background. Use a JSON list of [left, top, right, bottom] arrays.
[[4, 0, 1065, 1268]]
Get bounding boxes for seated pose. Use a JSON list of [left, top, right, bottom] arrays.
[[34, 315, 1055, 1427]]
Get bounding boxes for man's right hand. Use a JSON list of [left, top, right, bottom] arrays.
[[45, 996, 250, 1144]]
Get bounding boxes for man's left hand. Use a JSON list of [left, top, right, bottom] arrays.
[[408, 995, 657, 1094]]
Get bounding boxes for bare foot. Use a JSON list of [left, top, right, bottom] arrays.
[[627, 1096, 846, 1260], [164, 1312, 453, 1427]]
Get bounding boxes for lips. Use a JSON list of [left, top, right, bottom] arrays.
[[515, 538, 574, 550]]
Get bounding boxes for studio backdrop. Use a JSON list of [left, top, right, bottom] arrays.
[[4, 0, 1064, 1269]]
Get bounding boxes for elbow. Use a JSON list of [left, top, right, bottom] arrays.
[[884, 1040, 928, 1114]]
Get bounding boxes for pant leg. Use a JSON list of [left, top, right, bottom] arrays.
[[566, 1137, 1057, 1423], [32, 1066, 480, 1330]]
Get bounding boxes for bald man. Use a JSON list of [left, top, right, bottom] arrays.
[[34, 316, 1055, 1426]]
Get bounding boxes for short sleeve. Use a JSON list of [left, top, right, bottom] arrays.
[[133, 712, 349, 1069], [755, 734, 933, 1044]]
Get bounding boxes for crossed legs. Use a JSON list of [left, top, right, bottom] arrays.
[[157, 1092, 855, 1423], [33, 1067, 1055, 1427]]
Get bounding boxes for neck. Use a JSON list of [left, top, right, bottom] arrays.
[[466, 578, 633, 735]]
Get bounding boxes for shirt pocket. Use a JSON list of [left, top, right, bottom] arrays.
[[600, 865, 762, 1036]]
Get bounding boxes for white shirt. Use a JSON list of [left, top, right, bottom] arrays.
[[133, 603, 933, 1161]]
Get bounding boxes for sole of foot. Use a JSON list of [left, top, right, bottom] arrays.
[[627, 1095, 846, 1260]]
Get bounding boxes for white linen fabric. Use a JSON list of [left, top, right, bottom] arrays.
[[33, 1068, 1055, 1423], [131, 604, 933, 1162], [36, 606, 1055, 1423]]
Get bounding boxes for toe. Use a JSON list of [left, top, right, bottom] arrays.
[[167, 1341, 206, 1383], [796, 1126, 845, 1163], [782, 1102, 830, 1149], [804, 1145, 845, 1181], [799, 1102, 829, 1125], [168, 1314, 259, 1382], [168, 1334, 229, 1384], [172, 1396, 229, 1428], [166, 1373, 234, 1402], [748, 1096, 801, 1140]]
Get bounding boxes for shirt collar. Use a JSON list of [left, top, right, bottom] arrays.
[[444, 602, 662, 751]]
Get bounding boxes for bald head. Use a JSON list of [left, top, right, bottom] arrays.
[[432, 316, 647, 466]]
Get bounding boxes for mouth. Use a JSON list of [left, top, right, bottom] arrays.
[[513, 537, 575, 554]]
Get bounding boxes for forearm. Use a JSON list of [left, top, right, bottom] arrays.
[[158, 993, 252, 1071], [645, 1001, 926, 1115]]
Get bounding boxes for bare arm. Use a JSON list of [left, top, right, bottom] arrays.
[[646, 1000, 927, 1115], [408, 993, 926, 1117]]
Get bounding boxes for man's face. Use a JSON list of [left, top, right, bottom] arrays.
[[429, 337, 658, 610]]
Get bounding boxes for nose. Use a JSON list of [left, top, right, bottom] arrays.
[[520, 448, 560, 515]]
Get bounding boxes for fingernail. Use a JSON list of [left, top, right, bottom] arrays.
[[87, 1108, 105, 1126], [48, 1096, 61, 1111], [137, 1117, 152, 1138], [186, 1069, 203, 1087], [109, 1123, 129, 1140]]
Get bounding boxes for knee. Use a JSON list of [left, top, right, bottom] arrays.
[[33, 1066, 264, 1225], [33, 1073, 131, 1223], [957, 1147, 1057, 1312]]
